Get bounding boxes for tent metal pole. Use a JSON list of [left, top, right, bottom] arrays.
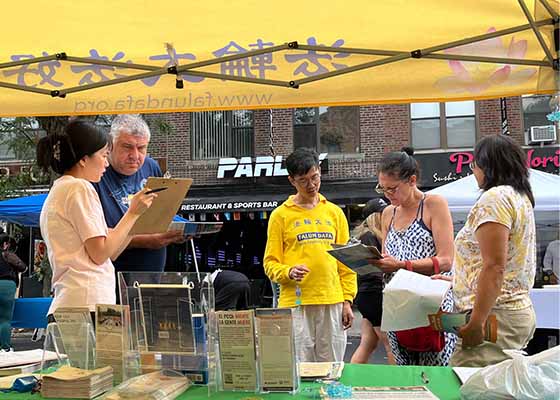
[[65, 42, 291, 72], [28, 227, 32, 278], [59, 68, 170, 95], [294, 53, 411, 85], [0, 81, 53, 95], [302, 44, 549, 66], [175, 42, 292, 71], [539, 0, 559, 19], [301, 19, 552, 56], [518, 0, 556, 64], [424, 53, 550, 67], [170, 70, 294, 87], [0, 54, 59, 70], [60, 68, 293, 97], [65, 56, 293, 87], [64, 56, 157, 71], [421, 19, 553, 54], [298, 45, 401, 56]]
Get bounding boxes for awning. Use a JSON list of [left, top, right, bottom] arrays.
[[0, 194, 47, 227], [181, 180, 377, 213], [1, 0, 557, 117]]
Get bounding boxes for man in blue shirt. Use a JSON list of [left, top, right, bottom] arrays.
[[93, 114, 185, 274]]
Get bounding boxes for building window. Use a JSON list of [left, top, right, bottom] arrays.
[[294, 106, 360, 153], [191, 110, 254, 160], [522, 95, 557, 134], [411, 101, 476, 150]]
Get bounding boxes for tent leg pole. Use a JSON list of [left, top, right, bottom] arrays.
[[28, 227, 33, 277]]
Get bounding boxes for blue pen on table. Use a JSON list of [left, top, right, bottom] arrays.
[[145, 187, 168, 195]]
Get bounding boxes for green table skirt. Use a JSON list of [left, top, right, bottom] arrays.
[[4, 364, 462, 400]]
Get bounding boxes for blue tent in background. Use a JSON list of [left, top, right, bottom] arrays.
[[0, 194, 47, 227], [0, 193, 187, 227]]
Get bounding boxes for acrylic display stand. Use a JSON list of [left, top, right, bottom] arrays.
[[118, 272, 218, 396], [41, 321, 96, 372], [254, 308, 299, 394]]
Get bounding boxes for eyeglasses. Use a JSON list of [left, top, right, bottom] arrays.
[[294, 173, 321, 187], [469, 161, 476, 171], [375, 183, 400, 195]]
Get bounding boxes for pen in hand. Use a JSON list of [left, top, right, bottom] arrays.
[[144, 187, 168, 195]]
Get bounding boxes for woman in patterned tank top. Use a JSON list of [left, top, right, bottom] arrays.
[[369, 147, 456, 366]]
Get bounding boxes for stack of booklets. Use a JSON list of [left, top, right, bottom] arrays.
[[100, 370, 190, 400], [0, 361, 42, 376], [41, 365, 114, 399]]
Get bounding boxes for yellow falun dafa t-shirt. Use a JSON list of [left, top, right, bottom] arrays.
[[453, 185, 536, 312], [264, 194, 357, 308]]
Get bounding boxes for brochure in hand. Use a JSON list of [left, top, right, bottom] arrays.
[[327, 242, 383, 274], [428, 311, 498, 342], [168, 221, 223, 236]]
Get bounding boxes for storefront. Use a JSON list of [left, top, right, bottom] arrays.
[[415, 145, 560, 190]]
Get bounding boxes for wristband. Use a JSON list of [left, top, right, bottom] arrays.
[[431, 256, 440, 274], [404, 260, 413, 271]]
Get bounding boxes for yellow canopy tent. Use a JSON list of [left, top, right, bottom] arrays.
[[0, 0, 558, 117]]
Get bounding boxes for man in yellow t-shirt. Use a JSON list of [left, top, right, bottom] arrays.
[[264, 148, 357, 362]]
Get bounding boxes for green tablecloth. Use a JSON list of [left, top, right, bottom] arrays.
[[4, 364, 462, 400]]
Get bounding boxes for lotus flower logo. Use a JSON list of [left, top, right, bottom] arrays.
[[435, 28, 537, 94]]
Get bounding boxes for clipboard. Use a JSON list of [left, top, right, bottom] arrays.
[[130, 177, 193, 235]]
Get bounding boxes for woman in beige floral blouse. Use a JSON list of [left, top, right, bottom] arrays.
[[450, 135, 536, 367]]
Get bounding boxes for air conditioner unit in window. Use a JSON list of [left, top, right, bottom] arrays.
[[529, 125, 556, 144]]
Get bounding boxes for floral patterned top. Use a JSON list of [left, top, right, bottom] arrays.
[[453, 185, 536, 312]]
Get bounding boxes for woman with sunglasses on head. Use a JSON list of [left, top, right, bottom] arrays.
[[448, 135, 536, 367], [37, 120, 156, 318], [369, 147, 456, 366]]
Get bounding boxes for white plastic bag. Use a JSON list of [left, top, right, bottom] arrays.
[[461, 346, 560, 400]]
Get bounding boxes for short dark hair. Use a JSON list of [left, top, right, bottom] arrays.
[[378, 146, 420, 181], [37, 120, 109, 175], [474, 135, 534, 206], [285, 148, 319, 177]]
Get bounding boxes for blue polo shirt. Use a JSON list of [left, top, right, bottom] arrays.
[[93, 157, 166, 272]]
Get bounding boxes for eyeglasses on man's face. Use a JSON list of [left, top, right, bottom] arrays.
[[294, 173, 321, 187], [469, 161, 477, 171], [375, 183, 400, 195]]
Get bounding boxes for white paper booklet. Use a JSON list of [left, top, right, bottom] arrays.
[[381, 269, 451, 332], [0, 349, 60, 368]]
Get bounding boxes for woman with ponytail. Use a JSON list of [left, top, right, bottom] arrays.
[[37, 120, 156, 316], [369, 147, 456, 366]]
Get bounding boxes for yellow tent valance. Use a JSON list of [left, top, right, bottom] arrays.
[[0, 0, 558, 116]]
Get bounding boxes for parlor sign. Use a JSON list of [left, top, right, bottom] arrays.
[[416, 146, 560, 188]]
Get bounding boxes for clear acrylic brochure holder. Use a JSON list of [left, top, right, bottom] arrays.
[[118, 272, 218, 396]]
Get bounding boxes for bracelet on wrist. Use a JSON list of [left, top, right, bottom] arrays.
[[404, 260, 413, 271]]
